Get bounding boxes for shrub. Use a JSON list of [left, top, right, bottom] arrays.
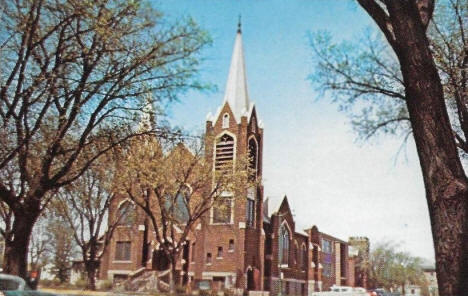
[[39, 279, 52, 288], [52, 278, 61, 286], [99, 280, 113, 291], [223, 289, 235, 296], [199, 289, 212, 296], [149, 289, 168, 296], [75, 279, 87, 289], [58, 282, 74, 289], [176, 285, 186, 294]]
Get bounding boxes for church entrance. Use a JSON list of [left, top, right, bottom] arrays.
[[152, 248, 169, 271], [247, 268, 255, 291], [181, 241, 190, 285]]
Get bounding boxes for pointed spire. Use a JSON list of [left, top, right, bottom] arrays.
[[223, 21, 250, 123]]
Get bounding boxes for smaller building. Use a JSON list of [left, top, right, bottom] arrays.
[[401, 284, 422, 296], [263, 197, 358, 294], [348, 236, 370, 289], [306, 225, 353, 291], [263, 197, 310, 296], [422, 265, 438, 296]]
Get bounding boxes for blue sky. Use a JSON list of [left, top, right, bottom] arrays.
[[155, 0, 434, 261]]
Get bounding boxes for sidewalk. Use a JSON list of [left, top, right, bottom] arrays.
[[39, 288, 111, 295], [39, 288, 156, 296]]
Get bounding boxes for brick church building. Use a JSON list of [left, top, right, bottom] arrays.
[[99, 23, 364, 295]]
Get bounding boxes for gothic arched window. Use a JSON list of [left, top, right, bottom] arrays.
[[222, 113, 229, 128], [248, 137, 258, 179], [164, 186, 190, 223], [294, 241, 299, 265], [212, 195, 233, 224], [302, 244, 308, 270], [279, 223, 290, 265], [117, 201, 135, 226]]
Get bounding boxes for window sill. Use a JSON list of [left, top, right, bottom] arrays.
[[190, 262, 195, 264], [206, 263, 212, 266], [279, 264, 289, 268], [228, 250, 234, 253], [211, 222, 234, 225], [216, 257, 223, 260], [113, 260, 132, 263]]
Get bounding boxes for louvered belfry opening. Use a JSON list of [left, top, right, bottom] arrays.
[[215, 134, 235, 172], [248, 138, 257, 179]]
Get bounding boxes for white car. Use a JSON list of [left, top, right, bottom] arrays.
[[0, 274, 61, 296]]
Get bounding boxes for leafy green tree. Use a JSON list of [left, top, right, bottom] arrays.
[[368, 242, 426, 293], [309, 1, 467, 294], [0, 0, 209, 278], [115, 134, 254, 294]]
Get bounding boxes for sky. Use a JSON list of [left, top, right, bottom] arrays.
[[155, 0, 434, 262]]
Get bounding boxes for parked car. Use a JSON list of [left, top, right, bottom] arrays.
[[0, 274, 61, 296], [369, 289, 401, 296], [311, 285, 368, 296]]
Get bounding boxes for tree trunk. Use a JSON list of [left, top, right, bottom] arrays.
[[85, 260, 98, 290], [169, 260, 176, 295], [154, 271, 160, 293], [3, 214, 35, 279], [386, 3, 468, 296]]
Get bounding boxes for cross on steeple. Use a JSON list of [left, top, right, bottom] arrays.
[[237, 15, 242, 34]]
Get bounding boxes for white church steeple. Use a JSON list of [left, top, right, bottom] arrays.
[[207, 20, 262, 128], [222, 18, 251, 123], [138, 92, 156, 132]]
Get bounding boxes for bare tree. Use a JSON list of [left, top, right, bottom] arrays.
[[0, 0, 209, 278], [116, 135, 253, 294], [54, 148, 134, 290], [310, 1, 468, 294], [309, 1, 467, 149], [28, 216, 49, 274], [46, 214, 75, 284]]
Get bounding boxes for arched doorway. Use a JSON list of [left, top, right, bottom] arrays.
[[247, 268, 255, 291], [152, 248, 169, 271]]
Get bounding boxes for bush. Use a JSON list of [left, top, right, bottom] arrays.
[[149, 289, 170, 296], [99, 280, 113, 291], [58, 282, 74, 289], [39, 279, 53, 288], [75, 279, 87, 289], [199, 289, 212, 296], [223, 289, 235, 296], [52, 278, 61, 287], [176, 285, 186, 295]]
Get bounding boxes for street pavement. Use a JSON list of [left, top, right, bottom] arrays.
[[39, 288, 157, 296]]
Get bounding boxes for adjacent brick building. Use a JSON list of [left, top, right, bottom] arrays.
[[99, 23, 362, 295], [348, 237, 370, 289]]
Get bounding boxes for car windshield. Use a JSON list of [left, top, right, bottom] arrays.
[[0, 278, 20, 290]]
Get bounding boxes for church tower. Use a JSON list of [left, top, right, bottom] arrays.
[[196, 21, 265, 291]]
